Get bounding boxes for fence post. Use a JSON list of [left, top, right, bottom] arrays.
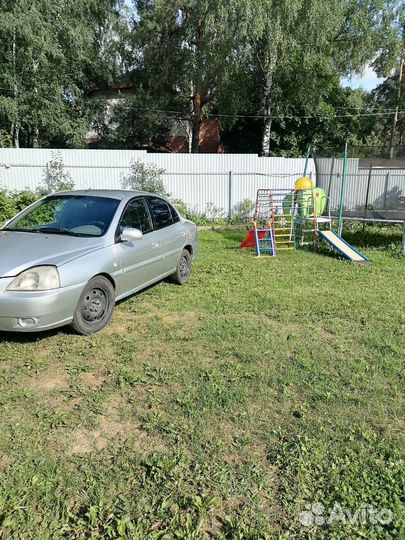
[[383, 172, 390, 210], [228, 170, 232, 219], [364, 163, 373, 217], [327, 157, 335, 198]]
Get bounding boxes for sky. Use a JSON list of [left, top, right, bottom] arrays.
[[341, 66, 384, 91]]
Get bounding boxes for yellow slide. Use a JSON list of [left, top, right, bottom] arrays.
[[319, 230, 368, 263]]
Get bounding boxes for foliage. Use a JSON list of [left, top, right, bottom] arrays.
[[0, 188, 39, 224], [0, 189, 17, 224], [39, 152, 74, 194], [231, 198, 255, 222], [0, 1, 403, 154], [0, 0, 121, 148], [170, 198, 188, 216], [121, 158, 166, 194], [129, 0, 258, 152], [0, 129, 13, 148]]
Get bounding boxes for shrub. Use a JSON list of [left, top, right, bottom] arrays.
[[39, 152, 74, 195], [0, 189, 39, 226], [170, 198, 188, 216], [14, 190, 38, 213], [122, 159, 167, 194], [205, 202, 226, 220], [0, 189, 16, 224], [231, 198, 255, 224]]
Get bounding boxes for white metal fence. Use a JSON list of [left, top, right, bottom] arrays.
[[0, 149, 313, 215], [315, 157, 405, 220]]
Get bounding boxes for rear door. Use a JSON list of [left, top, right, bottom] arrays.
[[116, 196, 163, 297], [146, 196, 185, 273]]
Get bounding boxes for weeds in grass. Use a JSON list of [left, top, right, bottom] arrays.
[[0, 228, 403, 538]]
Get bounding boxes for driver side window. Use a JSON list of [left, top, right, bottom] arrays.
[[120, 197, 152, 233]]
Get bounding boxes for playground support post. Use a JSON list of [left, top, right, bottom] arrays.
[[338, 143, 348, 236], [303, 146, 311, 177], [402, 221, 405, 256], [363, 162, 373, 235]]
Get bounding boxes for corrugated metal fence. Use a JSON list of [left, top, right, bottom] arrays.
[[0, 149, 313, 215]]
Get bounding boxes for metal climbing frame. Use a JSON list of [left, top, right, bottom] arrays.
[[253, 189, 276, 256], [253, 188, 320, 256]]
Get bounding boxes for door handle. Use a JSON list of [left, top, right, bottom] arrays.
[[151, 241, 159, 248], [176, 231, 186, 238]]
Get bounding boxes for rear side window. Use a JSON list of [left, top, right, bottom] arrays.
[[147, 197, 180, 229], [120, 197, 152, 233]]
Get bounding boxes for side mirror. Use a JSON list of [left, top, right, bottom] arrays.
[[120, 227, 143, 242]]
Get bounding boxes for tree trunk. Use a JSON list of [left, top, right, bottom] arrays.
[[389, 58, 404, 159], [191, 87, 203, 153], [13, 124, 20, 148], [12, 29, 20, 148], [32, 125, 39, 148], [260, 71, 273, 157]]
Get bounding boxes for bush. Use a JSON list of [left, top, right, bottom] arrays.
[[122, 159, 167, 194], [170, 198, 188, 216], [0, 189, 39, 226], [230, 198, 255, 224], [39, 152, 74, 195], [0, 189, 16, 224], [14, 191, 38, 213]]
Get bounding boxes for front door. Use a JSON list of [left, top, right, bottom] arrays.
[[116, 197, 163, 297], [146, 196, 185, 273]]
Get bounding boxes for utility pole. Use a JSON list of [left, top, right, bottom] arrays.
[[389, 58, 404, 159]]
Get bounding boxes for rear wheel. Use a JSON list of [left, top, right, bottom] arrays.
[[171, 249, 192, 285], [71, 276, 115, 335]]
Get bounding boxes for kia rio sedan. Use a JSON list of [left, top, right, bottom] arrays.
[[0, 190, 198, 334]]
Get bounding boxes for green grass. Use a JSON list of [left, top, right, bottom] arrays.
[[0, 226, 404, 539]]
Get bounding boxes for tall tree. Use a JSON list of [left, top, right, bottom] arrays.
[[251, 0, 398, 156], [131, 0, 256, 152], [0, 0, 120, 148]]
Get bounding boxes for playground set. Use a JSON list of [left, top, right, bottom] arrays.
[[240, 148, 369, 263]]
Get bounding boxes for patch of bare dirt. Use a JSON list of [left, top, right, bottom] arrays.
[[103, 311, 132, 336], [67, 393, 169, 455], [67, 417, 167, 455], [79, 372, 105, 388], [29, 368, 69, 391]]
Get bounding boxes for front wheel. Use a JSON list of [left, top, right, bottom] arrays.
[[171, 249, 192, 285], [71, 276, 115, 335]]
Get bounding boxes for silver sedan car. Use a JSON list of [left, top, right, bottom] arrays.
[[0, 190, 198, 334]]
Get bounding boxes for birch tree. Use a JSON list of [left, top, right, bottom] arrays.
[[0, 0, 120, 147], [133, 0, 255, 152], [254, 0, 398, 156]]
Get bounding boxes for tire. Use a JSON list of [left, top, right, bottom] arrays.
[[71, 276, 115, 335], [171, 249, 192, 285]]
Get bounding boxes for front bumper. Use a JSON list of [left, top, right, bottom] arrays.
[[0, 277, 84, 332]]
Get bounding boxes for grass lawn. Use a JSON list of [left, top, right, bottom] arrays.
[[0, 226, 404, 539]]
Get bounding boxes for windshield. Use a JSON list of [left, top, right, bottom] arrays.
[[3, 195, 120, 237]]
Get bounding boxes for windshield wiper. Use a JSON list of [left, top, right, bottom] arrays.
[[2, 227, 45, 233], [32, 226, 85, 236], [4, 226, 83, 236]]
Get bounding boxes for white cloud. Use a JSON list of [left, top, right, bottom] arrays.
[[341, 66, 384, 91]]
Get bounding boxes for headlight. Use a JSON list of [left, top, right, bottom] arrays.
[[7, 266, 60, 291]]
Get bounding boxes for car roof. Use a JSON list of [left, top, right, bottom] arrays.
[[51, 189, 163, 201]]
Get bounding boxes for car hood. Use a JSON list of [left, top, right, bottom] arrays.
[[0, 231, 105, 277]]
